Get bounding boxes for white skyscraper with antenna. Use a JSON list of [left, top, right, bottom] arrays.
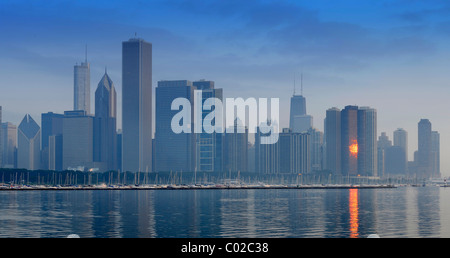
[[74, 46, 91, 114]]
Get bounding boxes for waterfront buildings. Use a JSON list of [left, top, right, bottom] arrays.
[[324, 105, 377, 177], [122, 38, 152, 173]]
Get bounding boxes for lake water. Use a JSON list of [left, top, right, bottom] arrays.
[[0, 186, 449, 238]]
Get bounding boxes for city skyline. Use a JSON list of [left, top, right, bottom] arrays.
[[1, 0, 450, 175]]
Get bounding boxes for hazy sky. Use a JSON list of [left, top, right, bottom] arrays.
[[1, 0, 450, 176]]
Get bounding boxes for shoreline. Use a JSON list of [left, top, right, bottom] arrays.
[[0, 184, 397, 191]]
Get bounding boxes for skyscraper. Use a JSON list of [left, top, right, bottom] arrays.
[[62, 110, 94, 171], [74, 55, 90, 114], [393, 128, 408, 163], [224, 119, 248, 173], [17, 114, 40, 170], [357, 107, 377, 177], [341, 105, 359, 176], [94, 71, 117, 172], [155, 80, 196, 172], [325, 107, 341, 175], [41, 112, 64, 170], [431, 131, 440, 178], [193, 80, 223, 172], [122, 38, 152, 173], [417, 119, 432, 178], [255, 123, 279, 174], [377, 132, 392, 177], [289, 94, 313, 133], [2, 122, 17, 168], [308, 127, 323, 172]]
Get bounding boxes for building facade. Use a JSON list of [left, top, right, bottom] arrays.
[[74, 61, 90, 114], [94, 71, 117, 172], [155, 80, 196, 172], [17, 114, 40, 170], [122, 38, 153, 173]]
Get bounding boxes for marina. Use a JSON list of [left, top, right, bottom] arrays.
[[0, 183, 396, 191]]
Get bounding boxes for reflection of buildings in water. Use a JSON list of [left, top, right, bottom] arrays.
[[136, 191, 156, 237], [349, 189, 359, 238], [219, 190, 256, 237], [219, 190, 290, 237], [417, 187, 440, 237]]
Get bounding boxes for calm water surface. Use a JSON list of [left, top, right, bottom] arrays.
[[0, 187, 449, 238]]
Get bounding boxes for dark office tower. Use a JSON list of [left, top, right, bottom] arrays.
[[193, 80, 223, 172], [341, 105, 358, 176], [94, 71, 117, 172], [224, 119, 248, 173], [122, 38, 152, 173], [417, 119, 432, 178], [289, 94, 313, 133], [17, 114, 41, 170], [431, 131, 440, 178], [2, 122, 17, 168], [155, 80, 196, 172], [357, 107, 377, 176], [325, 107, 341, 175], [41, 112, 64, 170], [74, 57, 90, 114]]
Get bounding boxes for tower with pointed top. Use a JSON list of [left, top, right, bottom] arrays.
[[17, 114, 41, 170], [74, 47, 91, 114], [94, 71, 117, 171]]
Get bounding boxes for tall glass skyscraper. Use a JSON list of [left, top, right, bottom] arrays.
[[325, 107, 341, 175], [357, 107, 377, 177], [122, 38, 152, 173], [74, 59, 90, 114], [341, 105, 359, 176], [155, 80, 196, 172]]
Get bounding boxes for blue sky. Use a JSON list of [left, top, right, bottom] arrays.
[[2, 0, 450, 175]]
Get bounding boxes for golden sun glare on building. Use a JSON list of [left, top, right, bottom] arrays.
[[349, 140, 358, 157]]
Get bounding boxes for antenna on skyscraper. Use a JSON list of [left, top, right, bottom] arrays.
[[300, 72, 303, 96], [85, 44, 88, 63], [293, 73, 296, 95]]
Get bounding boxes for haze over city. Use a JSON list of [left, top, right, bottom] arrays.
[[1, 0, 450, 175]]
